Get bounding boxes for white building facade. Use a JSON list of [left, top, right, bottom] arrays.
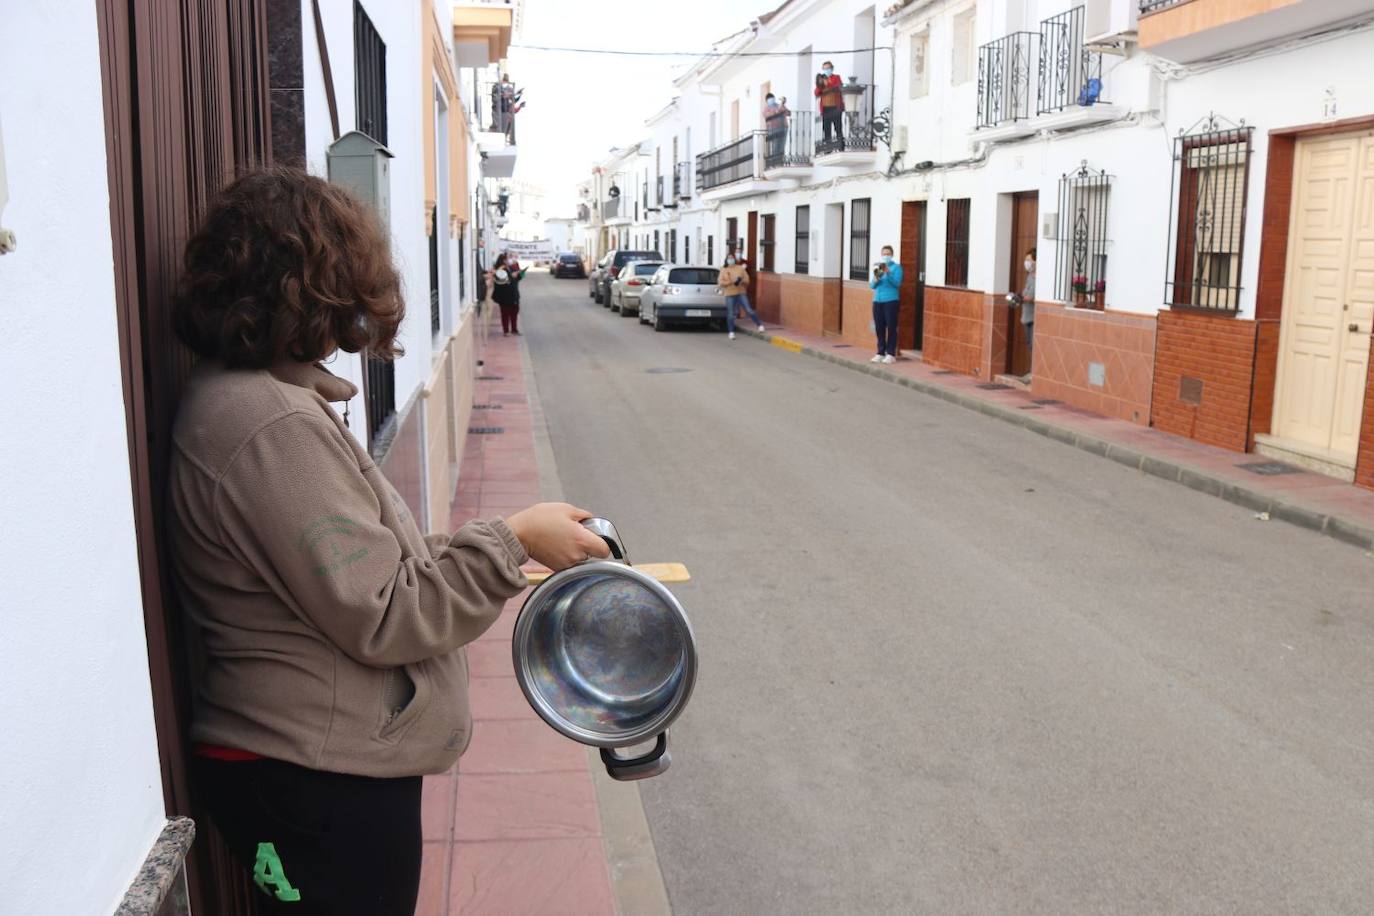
[[574, 0, 1374, 490]]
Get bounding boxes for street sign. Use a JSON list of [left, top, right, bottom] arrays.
[[498, 239, 556, 259]]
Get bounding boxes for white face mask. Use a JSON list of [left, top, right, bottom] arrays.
[[1024, 259, 1035, 271]]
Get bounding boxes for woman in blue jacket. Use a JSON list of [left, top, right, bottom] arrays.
[[869, 245, 903, 364]]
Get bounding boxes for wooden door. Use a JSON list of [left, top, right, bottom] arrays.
[[747, 210, 759, 302], [99, 1, 272, 912], [825, 205, 845, 335], [1274, 131, 1374, 464], [900, 200, 927, 351], [1008, 191, 1038, 375]]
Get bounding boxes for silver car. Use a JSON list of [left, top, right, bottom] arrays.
[[639, 264, 728, 331], [610, 261, 664, 315]]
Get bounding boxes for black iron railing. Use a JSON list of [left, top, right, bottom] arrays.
[[364, 354, 395, 449], [577, 203, 590, 221], [1038, 7, 1106, 115], [814, 86, 877, 155], [601, 196, 621, 220], [475, 70, 520, 143], [765, 109, 813, 168], [354, 1, 388, 144], [977, 32, 1036, 128], [1164, 116, 1253, 312], [1054, 162, 1112, 301], [697, 134, 763, 192], [655, 174, 665, 208], [1140, 0, 1187, 13], [674, 161, 691, 199], [428, 213, 440, 334]]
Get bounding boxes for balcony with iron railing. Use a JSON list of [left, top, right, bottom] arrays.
[[764, 109, 813, 173], [975, 6, 1116, 138], [474, 70, 520, 144], [655, 174, 666, 210], [696, 133, 764, 196], [1138, 0, 1355, 62], [601, 195, 622, 221], [673, 161, 691, 200], [814, 83, 880, 164]]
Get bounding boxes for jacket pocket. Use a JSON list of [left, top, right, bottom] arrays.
[[375, 666, 431, 744]]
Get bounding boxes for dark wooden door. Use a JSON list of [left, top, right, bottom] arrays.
[[900, 200, 927, 351], [825, 206, 844, 335], [746, 210, 759, 303], [98, 1, 272, 912], [1008, 191, 1038, 376]]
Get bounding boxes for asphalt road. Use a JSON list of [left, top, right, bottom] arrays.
[[519, 272, 1374, 915]]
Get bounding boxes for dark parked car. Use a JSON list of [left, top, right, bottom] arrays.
[[591, 249, 663, 305], [553, 252, 586, 278]]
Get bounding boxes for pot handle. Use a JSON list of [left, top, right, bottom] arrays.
[[581, 517, 628, 564], [601, 733, 670, 781]]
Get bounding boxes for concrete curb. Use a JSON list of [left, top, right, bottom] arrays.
[[741, 329, 1374, 552], [519, 338, 675, 916]]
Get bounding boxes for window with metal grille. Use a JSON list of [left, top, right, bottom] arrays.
[[726, 218, 738, 257], [708, 234, 715, 265], [353, 2, 387, 144], [1164, 118, 1252, 312], [795, 205, 810, 274], [761, 214, 776, 271], [354, 1, 393, 449], [1054, 163, 1112, 302], [945, 198, 971, 287], [654, 230, 660, 253], [458, 224, 466, 303], [428, 211, 440, 334], [849, 199, 871, 281]]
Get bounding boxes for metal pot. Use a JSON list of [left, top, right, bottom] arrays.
[[511, 519, 697, 780]]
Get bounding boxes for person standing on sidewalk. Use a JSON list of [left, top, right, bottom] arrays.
[[491, 251, 527, 336], [869, 245, 903, 364], [169, 168, 611, 916], [814, 61, 845, 150], [717, 253, 765, 340], [1017, 247, 1037, 380]]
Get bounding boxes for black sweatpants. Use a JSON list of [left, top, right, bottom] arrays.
[[194, 756, 423, 915]]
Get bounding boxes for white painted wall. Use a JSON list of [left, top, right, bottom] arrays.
[[0, 4, 167, 914]]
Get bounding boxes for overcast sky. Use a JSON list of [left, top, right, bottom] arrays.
[[506, 0, 770, 216]]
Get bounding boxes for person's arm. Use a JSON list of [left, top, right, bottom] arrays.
[[216, 411, 529, 667]]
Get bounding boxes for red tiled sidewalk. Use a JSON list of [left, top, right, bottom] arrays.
[[417, 332, 617, 916], [744, 323, 1374, 548]]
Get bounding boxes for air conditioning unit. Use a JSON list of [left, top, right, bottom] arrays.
[[1084, 0, 1138, 54], [893, 125, 909, 154]]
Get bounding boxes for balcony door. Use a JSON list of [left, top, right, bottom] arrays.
[[901, 200, 927, 351]]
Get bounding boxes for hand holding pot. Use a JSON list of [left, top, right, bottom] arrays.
[[507, 503, 612, 570]]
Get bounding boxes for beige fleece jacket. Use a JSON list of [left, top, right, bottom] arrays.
[[169, 360, 529, 777]]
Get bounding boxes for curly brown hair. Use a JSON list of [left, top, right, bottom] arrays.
[[173, 167, 404, 368]]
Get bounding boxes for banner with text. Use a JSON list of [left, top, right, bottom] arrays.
[[497, 239, 555, 260]]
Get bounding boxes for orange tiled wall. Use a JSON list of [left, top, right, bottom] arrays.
[[923, 287, 988, 376], [776, 274, 828, 337], [756, 272, 783, 325], [1032, 303, 1157, 425], [839, 280, 876, 349], [1358, 332, 1374, 490], [1150, 309, 1258, 452]]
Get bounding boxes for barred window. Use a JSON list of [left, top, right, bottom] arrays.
[[945, 198, 970, 287], [761, 214, 776, 271], [795, 205, 810, 274], [1054, 164, 1112, 301], [1165, 119, 1253, 312], [353, 2, 387, 144], [849, 198, 871, 281]]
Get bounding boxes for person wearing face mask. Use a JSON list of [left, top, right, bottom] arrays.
[[814, 61, 845, 150], [717, 253, 765, 340], [764, 93, 790, 162], [869, 245, 904, 364]]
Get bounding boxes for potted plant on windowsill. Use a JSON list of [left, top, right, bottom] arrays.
[[1071, 274, 1089, 308], [1091, 279, 1106, 310]]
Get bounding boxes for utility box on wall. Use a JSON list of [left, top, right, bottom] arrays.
[[327, 130, 394, 226]]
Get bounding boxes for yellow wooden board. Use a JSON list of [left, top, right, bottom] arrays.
[[524, 562, 690, 585]]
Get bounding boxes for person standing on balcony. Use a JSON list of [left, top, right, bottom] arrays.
[[718, 253, 765, 341], [869, 245, 903, 364], [764, 93, 790, 162], [814, 61, 844, 150], [168, 167, 610, 916]]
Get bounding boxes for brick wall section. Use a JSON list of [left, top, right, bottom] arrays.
[[1150, 309, 1259, 452], [923, 287, 987, 375], [1032, 303, 1157, 425], [1248, 319, 1281, 446], [1358, 332, 1374, 490], [776, 274, 827, 337], [756, 271, 782, 325]]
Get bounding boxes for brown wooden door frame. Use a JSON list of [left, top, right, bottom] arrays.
[[1008, 191, 1038, 376], [98, 1, 273, 911], [901, 200, 927, 351]]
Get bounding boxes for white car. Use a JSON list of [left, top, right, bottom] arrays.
[[639, 265, 728, 331], [610, 261, 664, 316]]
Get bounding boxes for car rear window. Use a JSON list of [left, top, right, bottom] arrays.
[[614, 251, 662, 266], [669, 268, 718, 285], [559, 254, 579, 262], [632, 262, 662, 276]]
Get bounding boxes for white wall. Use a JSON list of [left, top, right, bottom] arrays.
[[0, 4, 168, 914]]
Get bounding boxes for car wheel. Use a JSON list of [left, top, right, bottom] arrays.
[[653, 311, 666, 332], [611, 294, 621, 313]]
